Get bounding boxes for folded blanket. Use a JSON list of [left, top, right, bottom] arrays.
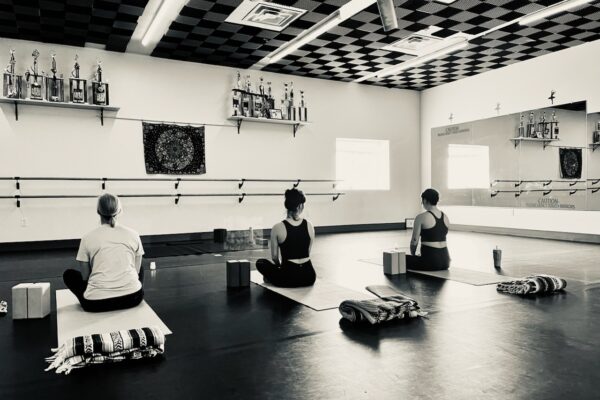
[[45, 326, 165, 375], [339, 291, 426, 324], [496, 274, 567, 295]]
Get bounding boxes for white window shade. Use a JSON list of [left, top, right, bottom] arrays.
[[336, 138, 390, 190], [447, 144, 490, 189]]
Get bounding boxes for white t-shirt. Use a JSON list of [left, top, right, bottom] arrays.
[[76, 224, 144, 300]]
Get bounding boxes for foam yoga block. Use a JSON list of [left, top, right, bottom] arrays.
[[227, 260, 250, 288], [383, 251, 406, 275], [12, 282, 51, 319]]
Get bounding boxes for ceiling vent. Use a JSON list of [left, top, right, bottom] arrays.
[[225, 1, 306, 31], [382, 26, 444, 56]]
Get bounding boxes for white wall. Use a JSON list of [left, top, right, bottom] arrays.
[[0, 38, 421, 243], [421, 39, 600, 234]]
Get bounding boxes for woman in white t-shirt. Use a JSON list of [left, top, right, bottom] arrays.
[[63, 193, 145, 312]]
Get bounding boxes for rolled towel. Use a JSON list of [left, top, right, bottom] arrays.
[[497, 274, 567, 295], [339, 294, 426, 325], [45, 326, 165, 375]]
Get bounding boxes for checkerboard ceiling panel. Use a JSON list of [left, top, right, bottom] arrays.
[[151, 0, 351, 69], [0, 0, 148, 52]]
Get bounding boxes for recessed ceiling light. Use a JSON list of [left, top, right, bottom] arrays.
[[225, 0, 306, 32]]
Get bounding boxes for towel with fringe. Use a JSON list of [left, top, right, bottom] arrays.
[[496, 274, 567, 295], [339, 291, 426, 324], [45, 326, 165, 375]]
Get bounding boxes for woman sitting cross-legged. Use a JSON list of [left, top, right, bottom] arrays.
[[256, 189, 316, 287], [63, 193, 145, 312], [406, 188, 451, 271]]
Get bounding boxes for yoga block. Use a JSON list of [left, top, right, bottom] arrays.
[[238, 260, 251, 287], [226, 260, 240, 287], [12, 282, 51, 319], [383, 251, 406, 275], [214, 228, 227, 243]]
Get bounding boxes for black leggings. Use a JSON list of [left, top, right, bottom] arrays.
[[406, 245, 450, 271], [63, 267, 144, 313], [256, 259, 316, 288]]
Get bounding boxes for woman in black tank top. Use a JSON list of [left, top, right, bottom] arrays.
[[256, 189, 316, 287], [406, 188, 451, 271]]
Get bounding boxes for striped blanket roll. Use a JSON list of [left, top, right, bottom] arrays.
[[339, 294, 426, 325], [496, 274, 567, 295], [46, 326, 165, 375]]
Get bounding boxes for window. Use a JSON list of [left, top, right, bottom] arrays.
[[447, 144, 489, 189], [336, 138, 390, 190]]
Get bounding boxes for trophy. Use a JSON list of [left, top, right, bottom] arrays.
[[281, 83, 289, 120], [91, 60, 109, 105], [3, 49, 22, 99], [594, 122, 600, 144], [298, 90, 307, 122], [526, 111, 536, 138], [289, 82, 295, 120], [231, 71, 243, 116], [45, 53, 64, 102], [253, 77, 264, 118], [24, 49, 44, 100], [536, 111, 547, 138], [242, 75, 252, 117], [69, 55, 86, 103], [517, 113, 525, 137], [551, 111, 559, 139], [266, 81, 275, 111]]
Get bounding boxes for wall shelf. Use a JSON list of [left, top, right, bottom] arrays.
[[589, 143, 600, 152], [227, 116, 310, 137], [509, 137, 558, 149], [0, 97, 119, 126]]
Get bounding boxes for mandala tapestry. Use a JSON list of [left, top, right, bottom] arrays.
[[143, 123, 205, 175], [559, 148, 582, 179]]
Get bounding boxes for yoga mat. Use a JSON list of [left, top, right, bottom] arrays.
[[56, 290, 172, 345], [250, 271, 375, 311], [358, 258, 513, 286]]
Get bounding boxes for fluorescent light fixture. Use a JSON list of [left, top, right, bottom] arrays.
[[519, 0, 594, 25], [142, 0, 177, 47], [266, 10, 342, 64], [435, 0, 458, 3], [375, 38, 468, 79]]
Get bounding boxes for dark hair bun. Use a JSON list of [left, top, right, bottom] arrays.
[[284, 189, 306, 211], [421, 188, 440, 206]]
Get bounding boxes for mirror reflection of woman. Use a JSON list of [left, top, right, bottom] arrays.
[[406, 188, 451, 271], [255, 189, 316, 287]]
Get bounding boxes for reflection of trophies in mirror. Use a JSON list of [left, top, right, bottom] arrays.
[[25, 49, 44, 100], [69, 55, 87, 103], [517, 113, 525, 137], [45, 52, 64, 102], [231, 71, 242, 116], [91, 60, 109, 105], [259, 77, 269, 118], [526, 111, 536, 138], [298, 90, 307, 122], [3, 49, 22, 99], [551, 111, 559, 139]]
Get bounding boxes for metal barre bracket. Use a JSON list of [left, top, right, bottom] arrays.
[[15, 177, 20, 190], [514, 181, 523, 187], [293, 179, 301, 188], [175, 178, 181, 189], [333, 193, 340, 201], [543, 180, 552, 186], [238, 179, 245, 189], [101, 178, 107, 190], [238, 193, 246, 203], [15, 195, 20, 208], [175, 194, 181, 205], [543, 190, 552, 196]]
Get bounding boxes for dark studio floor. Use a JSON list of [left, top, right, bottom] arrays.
[[0, 230, 599, 400]]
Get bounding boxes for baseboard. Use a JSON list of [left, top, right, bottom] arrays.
[[0, 222, 406, 253], [452, 224, 600, 244]]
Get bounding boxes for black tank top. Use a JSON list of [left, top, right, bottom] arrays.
[[420, 211, 448, 242], [279, 219, 311, 261]]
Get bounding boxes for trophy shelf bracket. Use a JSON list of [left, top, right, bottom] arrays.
[[509, 137, 558, 150], [227, 116, 310, 137], [590, 143, 600, 152], [0, 98, 119, 126]]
